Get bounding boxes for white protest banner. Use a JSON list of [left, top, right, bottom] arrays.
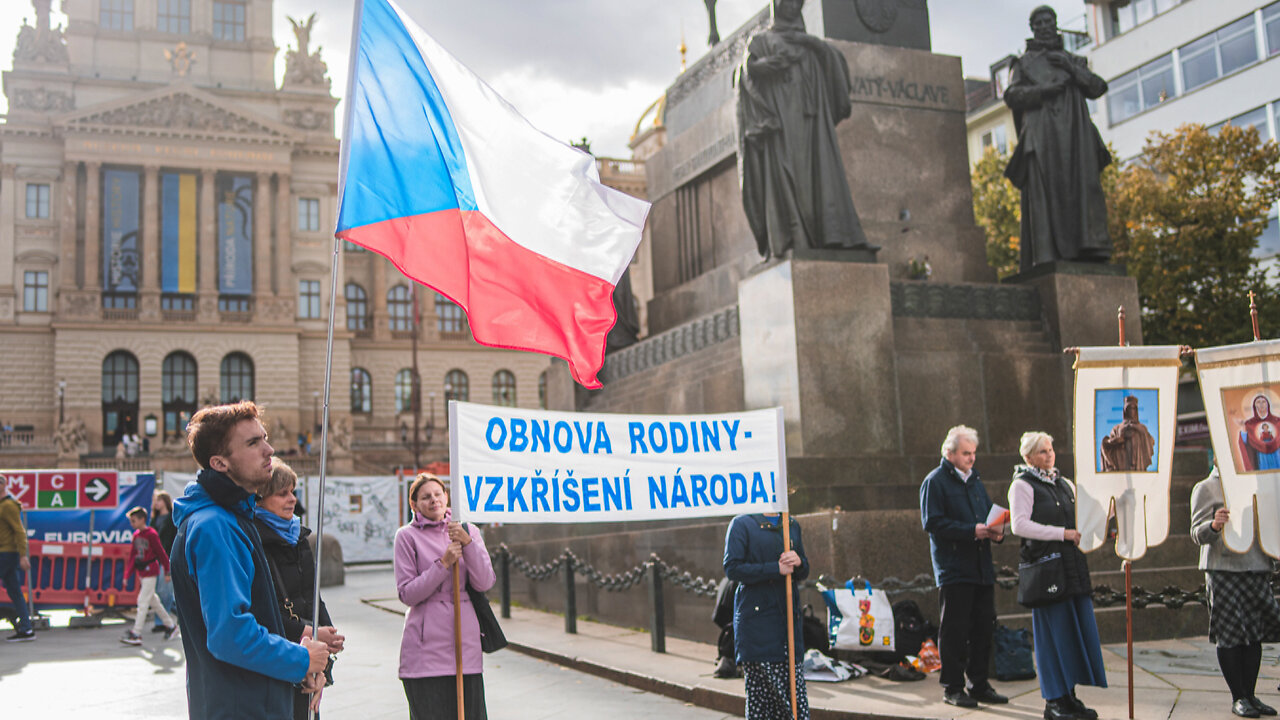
[[1196, 339, 1280, 557], [1072, 346, 1182, 560], [449, 401, 787, 523]]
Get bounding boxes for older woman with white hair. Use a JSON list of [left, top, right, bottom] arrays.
[[1009, 431, 1106, 720]]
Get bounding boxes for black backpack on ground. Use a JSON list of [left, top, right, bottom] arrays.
[[992, 624, 1037, 681], [801, 603, 829, 655], [891, 599, 936, 661], [712, 578, 742, 678]]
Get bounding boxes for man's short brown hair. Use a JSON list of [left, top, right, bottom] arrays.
[[186, 401, 263, 470], [127, 506, 148, 521], [262, 457, 297, 498]]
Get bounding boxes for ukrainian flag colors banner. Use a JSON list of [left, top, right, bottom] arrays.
[[161, 172, 197, 294], [102, 169, 140, 293], [217, 174, 254, 295], [449, 401, 787, 524]]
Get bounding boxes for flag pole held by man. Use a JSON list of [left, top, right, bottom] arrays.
[[335, 0, 651, 389]]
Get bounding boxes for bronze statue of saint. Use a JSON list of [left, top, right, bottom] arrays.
[[704, 0, 721, 46], [1004, 5, 1111, 271], [737, 0, 874, 260], [1100, 396, 1156, 472]]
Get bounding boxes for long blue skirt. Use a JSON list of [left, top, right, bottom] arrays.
[[1032, 594, 1108, 700]]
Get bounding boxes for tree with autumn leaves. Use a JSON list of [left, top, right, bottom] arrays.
[[971, 123, 1280, 346]]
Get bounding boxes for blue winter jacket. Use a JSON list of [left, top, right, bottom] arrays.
[[723, 514, 809, 664], [919, 459, 997, 587], [171, 469, 311, 720]]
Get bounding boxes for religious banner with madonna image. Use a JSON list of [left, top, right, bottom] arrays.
[[1196, 339, 1280, 557], [1073, 346, 1182, 560]]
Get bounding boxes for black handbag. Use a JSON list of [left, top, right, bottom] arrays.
[[461, 523, 508, 654], [1016, 551, 1067, 608]]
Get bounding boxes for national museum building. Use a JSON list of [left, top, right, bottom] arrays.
[[0, 1, 634, 470]]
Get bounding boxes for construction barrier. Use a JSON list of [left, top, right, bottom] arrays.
[[28, 539, 139, 611]]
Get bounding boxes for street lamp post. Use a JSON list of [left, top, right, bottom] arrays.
[[312, 390, 320, 435], [410, 284, 422, 471], [57, 380, 66, 426]]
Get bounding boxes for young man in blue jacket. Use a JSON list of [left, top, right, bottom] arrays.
[[919, 425, 1008, 710], [171, 401, 329, 719]]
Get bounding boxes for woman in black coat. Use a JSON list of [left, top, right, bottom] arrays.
[[254, 459, 345, 720], [724, 512, 810, 720]]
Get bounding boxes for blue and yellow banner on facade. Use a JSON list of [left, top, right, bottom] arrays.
[[217, 175, 254, 295], [161, 172, 198, 294], [102, 169, 140, 293]]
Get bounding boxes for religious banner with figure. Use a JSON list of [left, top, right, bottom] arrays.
[[1196, 339, 1280, 557], [216, 174, 254, 295], [1073, 346, 1182, 560], [102, 169, 140, 293], [161, 172, 198, 294], [449, 401, 786, 523]]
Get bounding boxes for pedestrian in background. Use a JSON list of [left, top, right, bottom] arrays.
[[1191, 466, 1280, 719], [395, 473, 496, 720], [122, 506, 178, 646], [0, 475, 34, 642], [723, 511, 810, 720], [919, 425, 1008, 709], [150, 490, 178, 634], [254, 458, 345, 720], [1009, 431, 1106, 720]]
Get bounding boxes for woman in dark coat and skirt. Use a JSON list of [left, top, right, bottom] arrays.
[[1008, 432, 1106, 720], [724, 512, 810, 720], [254, 458, 345, 720]]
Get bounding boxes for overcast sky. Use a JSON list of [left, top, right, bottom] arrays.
[[0, 0, 1092, 157]]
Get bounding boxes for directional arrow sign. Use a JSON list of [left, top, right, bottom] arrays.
[[78, 471, 118, 509]]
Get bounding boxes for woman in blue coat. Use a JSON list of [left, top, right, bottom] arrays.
[[724, 513, 810, 720]]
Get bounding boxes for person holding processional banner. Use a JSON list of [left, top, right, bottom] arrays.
[[1195, 338, 1280, 718], [451, 401, 791, 716]]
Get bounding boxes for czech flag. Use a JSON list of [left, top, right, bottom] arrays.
[[336, 0, 650, 388]]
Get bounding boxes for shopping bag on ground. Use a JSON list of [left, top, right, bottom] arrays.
[[802, 648, 867, 682], [820, 579, 895, 652], [992, 624, 1036, 681]]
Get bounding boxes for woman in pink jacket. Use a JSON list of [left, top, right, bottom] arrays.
[[395, 473, 497, 720]]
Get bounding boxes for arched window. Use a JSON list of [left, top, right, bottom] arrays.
[[351, 368, 372, 413], [444, 369, 469, 404], [539, 370, 548, 409], [220, 352, 254, 403], [345, 283, 368, 331], [435, 293, 466, 337], [492, 370, 516, 407], [395, 368, 417, 413], [102, 350, 140, 446], [388, 285, 413, 332], [162, 352, 198, 440]]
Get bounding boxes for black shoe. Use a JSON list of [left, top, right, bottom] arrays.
[[970, 686, 1009, 704], [1044, 698, 1081, 720], [1068, 693, 1098, 720], [150, 625, 167, 633], [5, 629, 34, 642], [944, 689, 978, 708], [1248, 698, 1279, 717], [1236, 699, 1263, 719]]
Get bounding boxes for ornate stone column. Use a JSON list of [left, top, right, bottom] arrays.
[[274, 173, 293, 318], [140, 164, 161, 319], [58, 161, 77, 290], [83, 161, 102, 293], [254, 171, 272, 304], [0, 164, 17, 290], [198, 169, 217, 320], [372, 249, 388, 341]]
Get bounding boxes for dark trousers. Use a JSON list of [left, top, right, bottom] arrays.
[[938, 582, 995, 692], [403, 674, 487, 720], [0, 552, 31, 633]]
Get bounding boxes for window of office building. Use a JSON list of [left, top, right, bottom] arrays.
[[492, 370, 516, 407], [444, 369, 469, 404], [388, 285, 413, 332], [395, 368, 416, 413], [351, 368, 372, 413], [298, 280, 321, 319], [1109, 0, 1182, 38], [1267, 2, 1280, 56], [158, 0, 190, 33], [213, 0, 245, 41], [435, 293, 466, 337], [26, 184, 49, 219], [23, 271, 48, 312], [1211, 105, 1273, 140], [1109, 54, 1176, 124], [981, 125, 1008, 155], [220, 352, 254, 403], [298, 197, 320, 232], [1181, 15, 1259, 93], [101, 0, 134, 30], [345, 283, 368, 330]]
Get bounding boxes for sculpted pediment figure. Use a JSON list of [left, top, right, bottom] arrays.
[[61, 89, 294, 139]]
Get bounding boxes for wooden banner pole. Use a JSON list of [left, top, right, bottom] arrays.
[[1117, 306, 1126, 346], [783, 512, 798, 720], [454, 564, 464, 720], [1118, 304, 1135, 719], [1250, 290, 1261, 341]]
